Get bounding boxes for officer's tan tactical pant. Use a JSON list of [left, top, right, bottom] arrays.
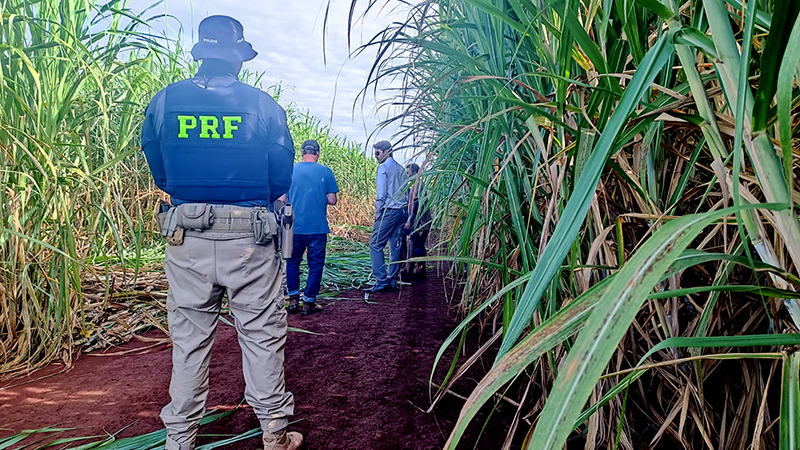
[[160, 235, 294, 450]]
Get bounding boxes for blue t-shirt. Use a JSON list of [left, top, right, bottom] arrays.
[[288, 162, 339, 235]]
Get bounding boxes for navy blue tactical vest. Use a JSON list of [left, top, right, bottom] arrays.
[[157, 78, 269, 203], [142, 63, 294, 206]]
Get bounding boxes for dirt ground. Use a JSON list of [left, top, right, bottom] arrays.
[[0, 269, 516, 449]]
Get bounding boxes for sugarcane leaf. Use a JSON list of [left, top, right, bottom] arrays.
[[724, 0, 771, 29], [527, 203, 781, 450], [780, 352, 800, 450], [445, 204, 780, 449], [35, 435, 104, 448], [753, 0, 800, 132], [0, 429, 72, 450], [777, 13, 800, 183], [497, 30, 677, 360], [443, 269, 609, 449], [732, 0, 756, 171], [635, 0, 673, 21], [648, 285, 800, 300], [577, 334, 800, 426], [675, 27, 717, 59], [195, 428, 261, 449], [642, 335, 800, 362], [431, 243, 786, 407], [77, 410, 233, 449]]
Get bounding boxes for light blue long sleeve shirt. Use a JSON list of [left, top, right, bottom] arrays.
[[375, 156, 409, 211]]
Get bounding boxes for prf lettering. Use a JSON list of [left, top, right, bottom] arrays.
[[177, 115, 242, 139]]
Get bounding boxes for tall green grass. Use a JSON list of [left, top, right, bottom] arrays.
[[342, 0, 800, 447], [0, 0, 188, 378]]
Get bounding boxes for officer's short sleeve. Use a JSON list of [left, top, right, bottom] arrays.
[[141, 90, 167, 190], [261, 95, 295, 202], [327, 168, 339, 194]]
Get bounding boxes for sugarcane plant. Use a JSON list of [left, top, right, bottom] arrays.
[[0, 0, 191, 378], [339, 0, 800, 447]]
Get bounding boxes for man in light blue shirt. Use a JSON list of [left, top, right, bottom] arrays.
[[283, 139, 339, 315], [365, 140, 409, 293]]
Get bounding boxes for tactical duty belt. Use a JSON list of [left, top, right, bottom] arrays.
[[158, 203, 277, 245], [205, 205, 255, 232]]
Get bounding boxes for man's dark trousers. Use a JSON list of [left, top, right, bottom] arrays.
[[286, 234, 327, 302]]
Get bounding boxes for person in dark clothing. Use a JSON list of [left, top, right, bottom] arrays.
[[141, 15, 302, 450], [401, 163, 431, 280]]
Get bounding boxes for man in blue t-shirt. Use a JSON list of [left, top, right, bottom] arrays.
[[282, 139, 339, 316]]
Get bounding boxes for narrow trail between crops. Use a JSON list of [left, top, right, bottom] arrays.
[[1, 269, 511, 450]]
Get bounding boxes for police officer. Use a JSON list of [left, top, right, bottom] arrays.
[[141, 16, 302, 450]]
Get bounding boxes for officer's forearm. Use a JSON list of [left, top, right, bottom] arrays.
[[269, 180, 291, 202], [267, 142, 294, 201]]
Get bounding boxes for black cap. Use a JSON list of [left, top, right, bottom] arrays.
[[373, 140, 392, 151], [190, 15, 257, 63], [301, 139, 320, 152]]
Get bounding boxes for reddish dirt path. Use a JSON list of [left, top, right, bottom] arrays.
[[0, 272, 512, 449]]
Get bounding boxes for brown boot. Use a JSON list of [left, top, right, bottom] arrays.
[[263, 429, 303, 450]]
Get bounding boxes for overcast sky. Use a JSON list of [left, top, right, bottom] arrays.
[[131, 0, 414, 162]]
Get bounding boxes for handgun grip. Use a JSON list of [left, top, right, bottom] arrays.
[[281, 204, 294, 259]]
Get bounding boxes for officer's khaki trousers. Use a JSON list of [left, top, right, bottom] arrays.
[[160, 234, 294, 450]]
